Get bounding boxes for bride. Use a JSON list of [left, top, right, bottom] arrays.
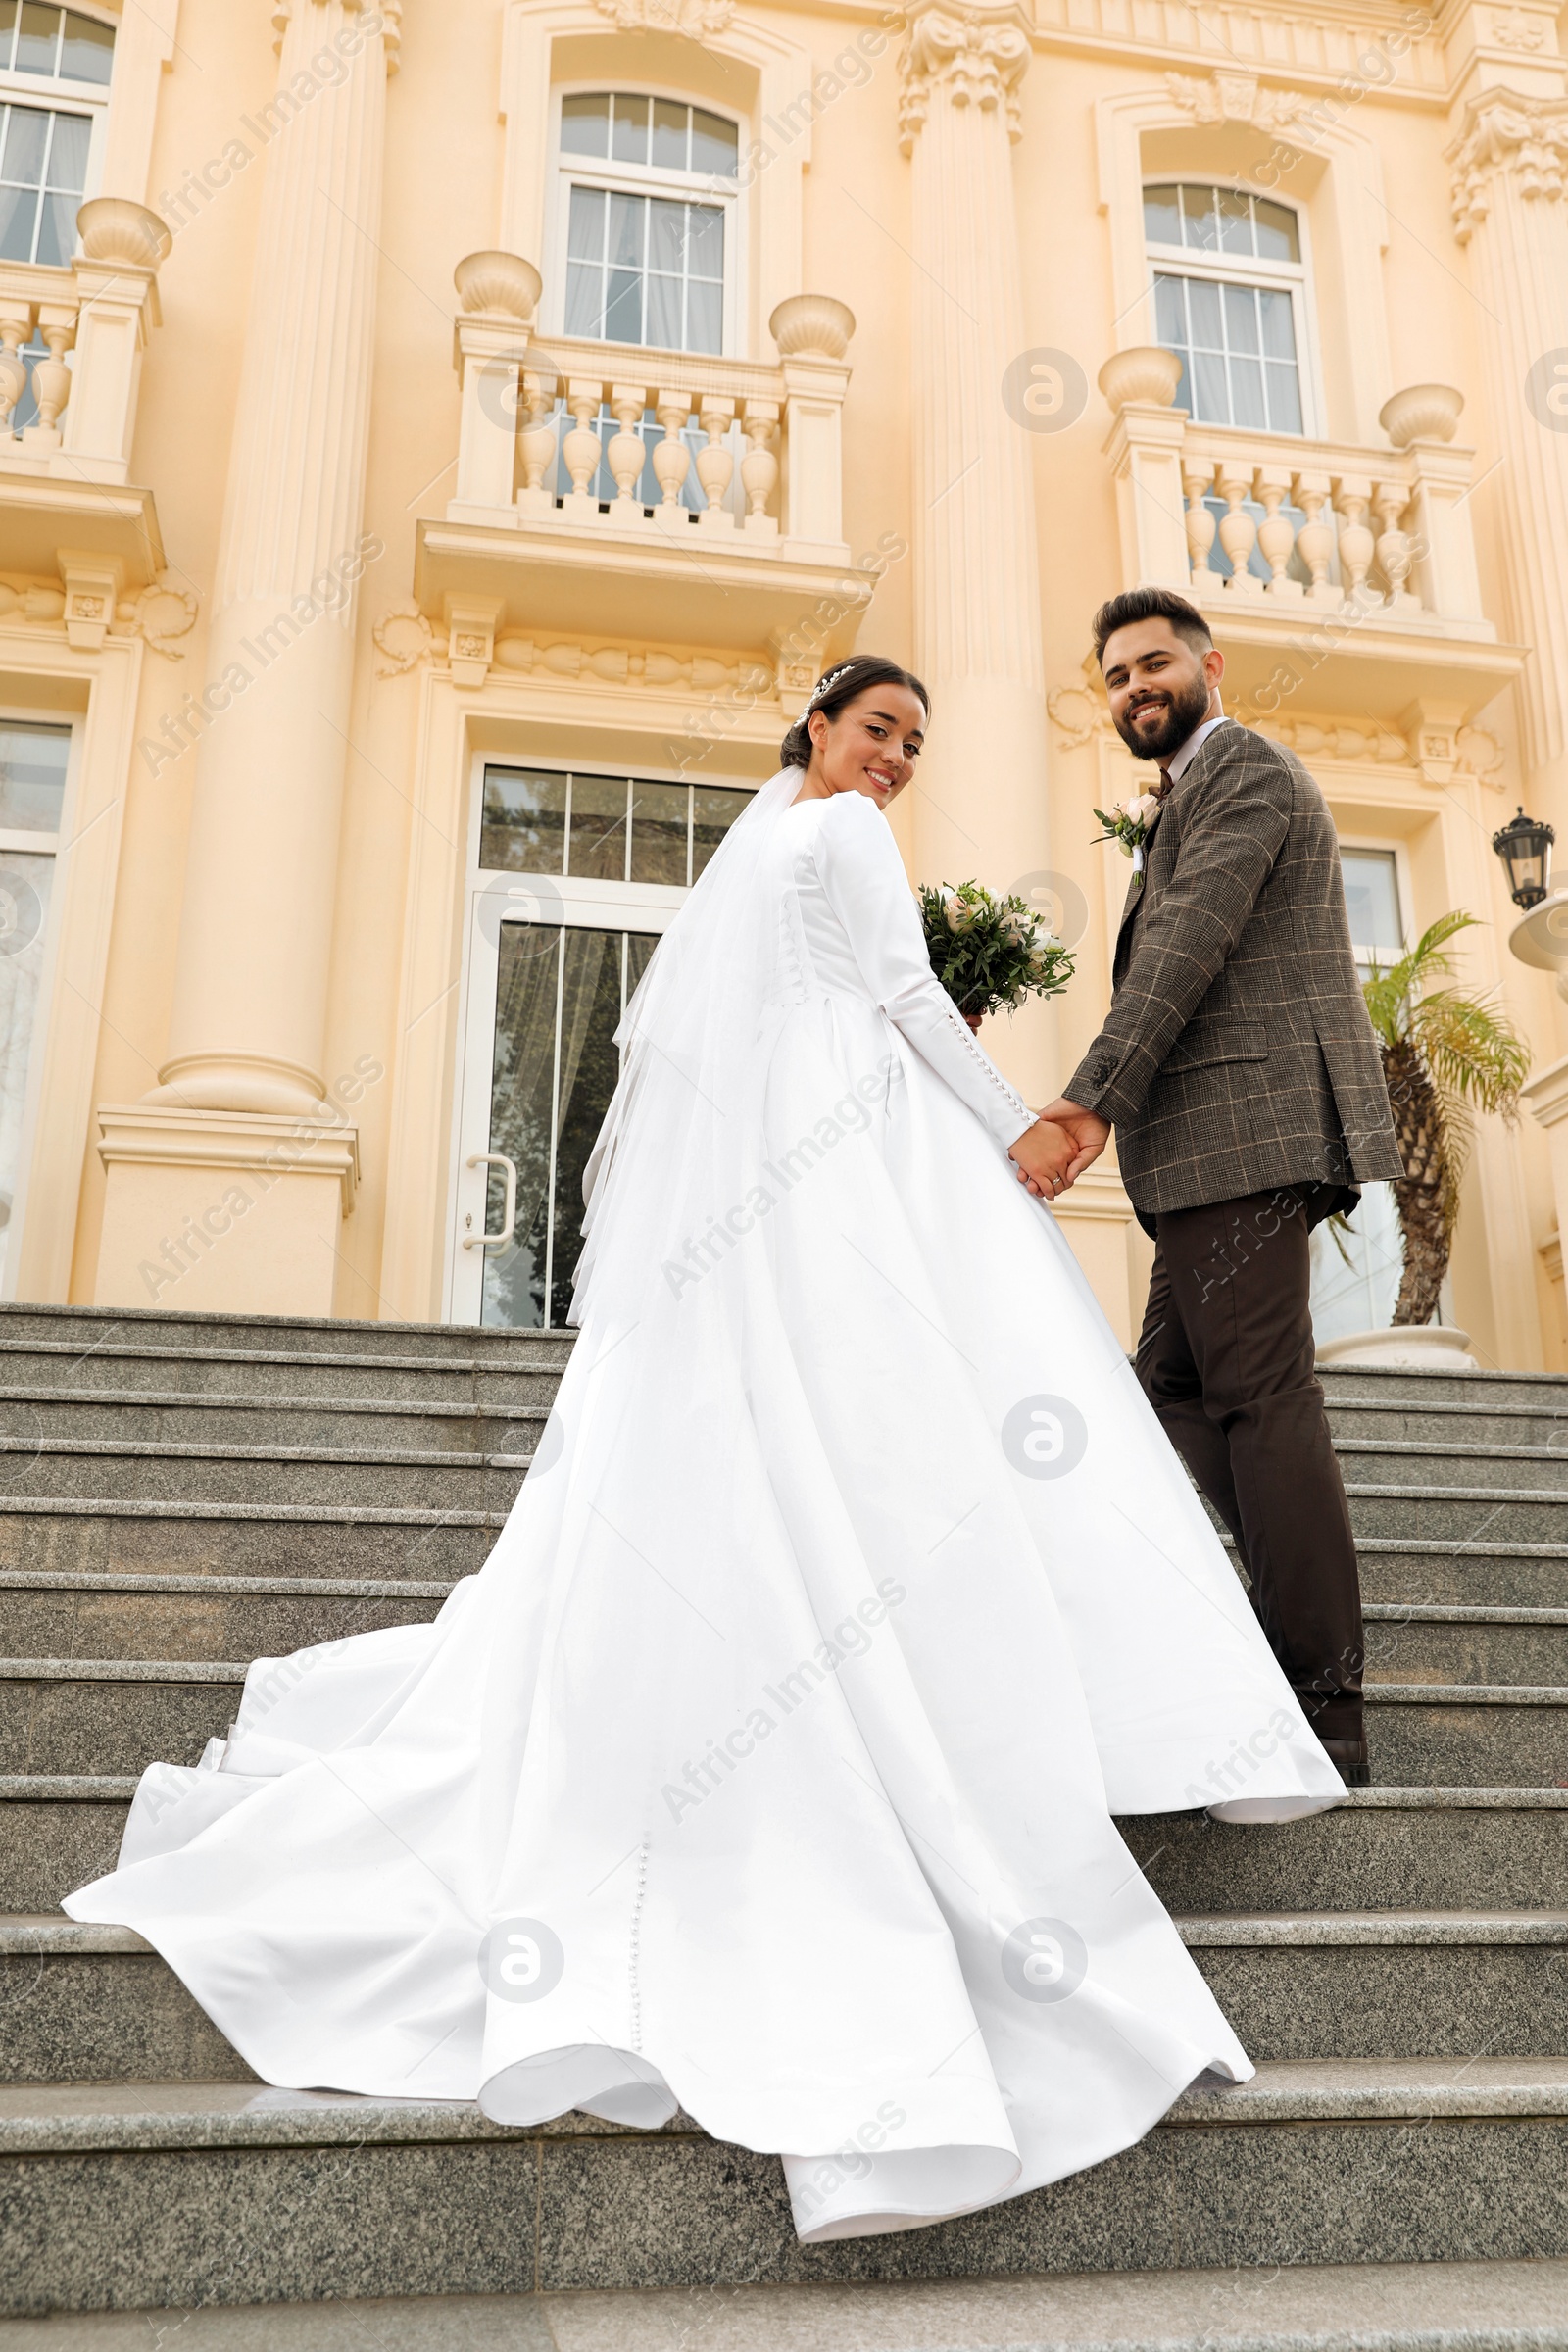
[[67, 654, 1342, 2242]]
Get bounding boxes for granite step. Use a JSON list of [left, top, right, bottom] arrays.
[[1363, 1683, 1568, 1785], [0, 1342, 569, 1409], [1336, 1439, 1568, 1494], [10, 1658, 1562, 1785], [1348, 1483, 1568, 1544], [0, 1571, 452, 1662], [0, 1661, 244, 1776], [2, 2063, 1566, 2312], [6, 1780, 1566, 1922], [5, 1909, 1565, 2087], [1327, 1395, 1568, 1449], [0, 1300, 576, 1369], [1347, 1538, 1568, 1611], [1363, 1601, 1568, 1685], [9, 1581, 1562, 1684], [0, 1386, 551, 1454], [0, 1499, 501, 1583], [1318, 1364, 1568, 1412], [12, 2258, 1567, 2352], [0, 1440, 530, 1512]]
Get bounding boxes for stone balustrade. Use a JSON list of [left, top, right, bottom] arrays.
[[0, 199, 170, 483], [1098, 350, 1491, 636], [446, 252, 854, 562]]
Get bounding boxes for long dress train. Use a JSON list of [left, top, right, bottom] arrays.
[[66, 776, 1342, 2241]]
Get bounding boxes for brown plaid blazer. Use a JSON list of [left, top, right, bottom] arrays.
[[1065, 720, 1402, 1232]]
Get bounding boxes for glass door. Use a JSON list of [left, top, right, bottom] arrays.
[[0, 719, 66, 1289], [448, 762, 751, 1328], [1309, 846, 1405, 1342]]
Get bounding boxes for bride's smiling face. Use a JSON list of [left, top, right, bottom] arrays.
[[804, 684, 926, 808]]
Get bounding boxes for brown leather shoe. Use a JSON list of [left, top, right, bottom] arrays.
[[1320, 1736, 1370, 1788]]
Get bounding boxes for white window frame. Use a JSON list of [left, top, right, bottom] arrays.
[[444, 748, 753, 1326], [1336, 834, 1414, 969], [0, 702, 76, 1301], [0, 2, 116, 265], [544, 82, 744, 359], [1143, 177, 1325, 442]]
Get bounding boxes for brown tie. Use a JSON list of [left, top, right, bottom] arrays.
[[1154, 766, 1172, 800]]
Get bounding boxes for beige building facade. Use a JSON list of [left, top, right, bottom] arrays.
[[5, 0, 1568, 1366]]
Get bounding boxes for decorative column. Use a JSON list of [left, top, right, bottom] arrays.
[[93, 0, 389, 1316], [1448, 91, 1568, 799], [899, 0, 1054, 1102]]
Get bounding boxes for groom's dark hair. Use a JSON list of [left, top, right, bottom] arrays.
[[1092, 587, 1213, 667]]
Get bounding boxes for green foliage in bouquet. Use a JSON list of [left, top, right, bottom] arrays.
[[917, 880, 1076, 1021]]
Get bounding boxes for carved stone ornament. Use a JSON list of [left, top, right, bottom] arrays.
[[1493, 8, 1548, 49], [0, 569, 198, 657], [590, 0, 735, 35], [1163, 73, 1320, 137], [1448, 95, 1568, 243], [372, 600, 435, 679], [898, 5, 1031, 156], [1046, 684, 1110, 749]]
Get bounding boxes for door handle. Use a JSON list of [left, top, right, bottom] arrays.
[[464, 1152, 517, 1250]]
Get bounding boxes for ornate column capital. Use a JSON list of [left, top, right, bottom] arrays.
[[271, 0, 401, 73], [1447, 89, 1568, 241], [898, 1, 1031, 157]]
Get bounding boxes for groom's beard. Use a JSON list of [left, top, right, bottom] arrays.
[[1112, 669, 1214, 766]]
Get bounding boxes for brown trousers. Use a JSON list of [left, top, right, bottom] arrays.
[[1135, 1186, 1365, 1743]]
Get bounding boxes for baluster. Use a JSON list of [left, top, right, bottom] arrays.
[[1181, 453, 1218, 588], [0, 309, 29, 436], [696, 395, 737, 531], [607, 384, 650, 512], [740, 400, 780, 535], [23, 314, 74, 447], [516, 374, 560, 516], [561, 379, 606, 513], [651, 389, 693, 518], [1215, 461, 1260, 593], [1292, 469, 1338, 603], [1333, 475, 1375, 604], [1373, 479, 1420, 611], [1255, 465, 1302, 599]]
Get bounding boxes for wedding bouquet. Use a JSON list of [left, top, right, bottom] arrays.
[[917, 880, 1076, 1023]]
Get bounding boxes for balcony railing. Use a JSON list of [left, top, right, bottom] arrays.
[[1098, 350, 1494, 641], [443, 252, 854, 564], [0, 198, 170, 485]]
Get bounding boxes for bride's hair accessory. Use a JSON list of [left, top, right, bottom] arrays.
[[780, 655, 931, 770], [805, 663, 857, 711]]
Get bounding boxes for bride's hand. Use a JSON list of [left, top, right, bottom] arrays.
[[1008, 1118, 1076, 1200]]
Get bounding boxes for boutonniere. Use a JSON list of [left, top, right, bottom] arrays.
[[1092, 789, 1164, 884]]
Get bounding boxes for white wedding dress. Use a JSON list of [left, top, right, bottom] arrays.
[[67, 775, 1342, 2241]]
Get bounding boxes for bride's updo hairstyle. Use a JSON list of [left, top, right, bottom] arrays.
[[780, 655, 930, 768]]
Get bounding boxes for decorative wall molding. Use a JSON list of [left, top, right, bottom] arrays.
[[1164, 72, 1321, 136], [898, 4, 1031, 156], [372, 604, 778, 698], [0, 570, 198, 660], [1037, 0, 1446, 96], [590, 0, 734, 32], [1448, 94, 1568, 243]]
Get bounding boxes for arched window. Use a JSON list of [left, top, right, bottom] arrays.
[[554, 90, 739, 356], [1145, 182, 1307, 436], [0, 3, 114, 267]]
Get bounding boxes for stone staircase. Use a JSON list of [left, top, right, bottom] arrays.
[[0, 1302, 1565, 2348]]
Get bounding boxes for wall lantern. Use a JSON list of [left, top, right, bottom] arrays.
[[1493, 807, 1556, 911]]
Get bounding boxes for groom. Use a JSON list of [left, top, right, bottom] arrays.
[[1039, 587, 1403, 1785]]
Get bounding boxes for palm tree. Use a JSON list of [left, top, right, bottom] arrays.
[[1361, 912, 1531, 1327]]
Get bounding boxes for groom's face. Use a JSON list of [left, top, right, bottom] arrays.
[[1101, 619, 1223, 765]]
